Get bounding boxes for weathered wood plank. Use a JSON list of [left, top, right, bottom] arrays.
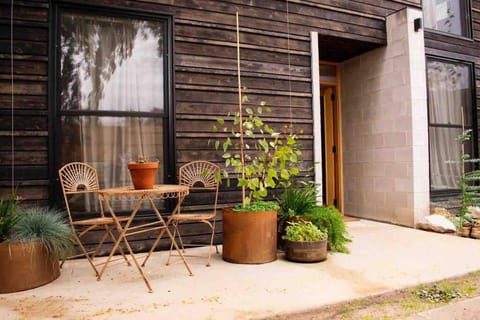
[[0, 115, 47, 130], [0, 94, 47, 109]]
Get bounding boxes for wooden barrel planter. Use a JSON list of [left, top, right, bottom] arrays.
[[222, 207, 277, 264], [0, 241, 60, 293], [284, 239, 328, 263]]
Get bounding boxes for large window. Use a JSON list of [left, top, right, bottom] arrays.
[[427, 58, 475, 193], [423, 0, 471, 37], [55, 7, 173, 211]]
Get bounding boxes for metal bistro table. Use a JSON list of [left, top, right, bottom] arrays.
[[97, 184, 193, 292]]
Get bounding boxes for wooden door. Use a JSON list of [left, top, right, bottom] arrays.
[[321, 86, 339, 207]]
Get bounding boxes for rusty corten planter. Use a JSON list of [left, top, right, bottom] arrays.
[[127, 162, 159, 189], [0, 240, 60, 293], [284, 239, 327, 263], [222, 207, 277, 264]]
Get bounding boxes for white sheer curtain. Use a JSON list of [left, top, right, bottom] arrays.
[[423, 0, 465, 36], [60, 13, 165, 211], [428, 60, 471, 190]]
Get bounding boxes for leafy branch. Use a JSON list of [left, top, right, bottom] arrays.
[[212, 96, 302, 207]]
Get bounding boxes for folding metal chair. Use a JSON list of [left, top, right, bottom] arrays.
[[166, 161, 220, 267], [58, 162, 130, 277]]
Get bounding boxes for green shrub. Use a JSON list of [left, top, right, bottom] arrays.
[[278, 183, 318, 219], [11, 207, 74, 259], [233, 201, 279, 212], [306, 206, 351, 253], [0, 193, 21, 242], [283, 221, 327, 242]]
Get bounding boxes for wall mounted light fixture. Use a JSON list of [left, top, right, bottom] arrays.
[[414, 18, 422, 32]]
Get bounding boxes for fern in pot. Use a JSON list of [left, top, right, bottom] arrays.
[[213, 96, 302, 264], [0, 199, 74, 293]]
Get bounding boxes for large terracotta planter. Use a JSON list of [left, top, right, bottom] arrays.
[[222, 207, 277, 264], [128, 162, 159, 189], [284, 239, 327, 263], [0, 240, 60, 293]]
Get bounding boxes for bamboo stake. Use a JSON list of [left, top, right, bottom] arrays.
[[236, 12, 246, 206]]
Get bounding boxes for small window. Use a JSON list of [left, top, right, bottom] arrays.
[[427, 58, 475, 192], [423, 0, 471, 37]]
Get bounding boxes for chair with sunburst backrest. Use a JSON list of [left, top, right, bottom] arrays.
[[166, 161, 220, 267], [58, 162, 130, 277]]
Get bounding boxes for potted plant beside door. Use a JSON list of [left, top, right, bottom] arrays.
[[213, 96, 302, 264], [283, 221, 328, 263]]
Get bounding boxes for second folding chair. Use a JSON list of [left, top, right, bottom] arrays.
[[167, 161, 220, 267]]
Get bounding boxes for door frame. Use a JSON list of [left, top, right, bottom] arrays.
[[309, 32, 344, 212]]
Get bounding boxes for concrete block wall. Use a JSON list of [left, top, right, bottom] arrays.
[[340, 8, 429, 227]]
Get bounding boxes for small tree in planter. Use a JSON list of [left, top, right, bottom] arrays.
[[213, 96, 302, 263], [212, 12, 302, 264]]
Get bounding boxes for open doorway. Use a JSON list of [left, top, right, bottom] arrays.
[[320, 63, 343, 210]]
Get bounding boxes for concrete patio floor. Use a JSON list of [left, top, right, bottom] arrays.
[[1, 219, 480, 320]]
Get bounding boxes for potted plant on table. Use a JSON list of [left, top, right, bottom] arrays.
[[213, 96, 302, 264], [0, 194, 74, 293], [283, 220, 328, 262], [128, 155, 159, 190]]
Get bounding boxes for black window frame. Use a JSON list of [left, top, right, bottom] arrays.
[[48, 3, 176, 208], [426, 56, 478, 199], [423, 0, 473, 40]]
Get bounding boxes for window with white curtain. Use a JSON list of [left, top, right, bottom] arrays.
[[423, 0, 471, 37], [427, 58, 474, 192], [56, 8, 172, 212]]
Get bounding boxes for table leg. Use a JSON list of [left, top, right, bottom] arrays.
[[142, 196, 193, 276]]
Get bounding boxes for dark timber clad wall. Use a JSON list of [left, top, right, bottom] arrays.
[[1, 0, 421, 252]]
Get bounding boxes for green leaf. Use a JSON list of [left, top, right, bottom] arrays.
[[223, 137, 232, 152], [267, 168, 278, 179], [215, 140, 220, 150], [238, 179, 248, 187], [259, 139, 269, 152], [287, 135, 296, 145], [212, 125, 218, 132], [217, 118, 225, 125], [244, 121, 253, 130], [281, 169, 290, 180], [246, 107, 253, 115], [222, 153, 231, 159]]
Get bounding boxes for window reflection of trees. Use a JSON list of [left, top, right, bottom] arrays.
[[60, 13, 164, 112]]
